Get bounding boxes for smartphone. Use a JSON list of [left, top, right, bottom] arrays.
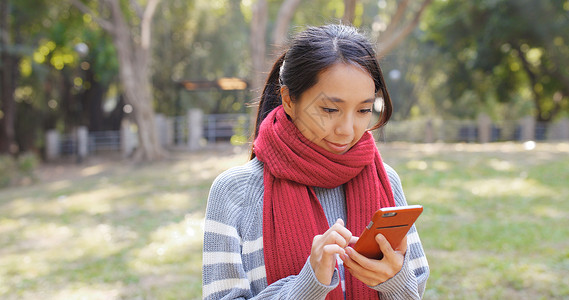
[[353, 205, 423, 259]]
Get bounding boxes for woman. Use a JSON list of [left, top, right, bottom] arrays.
[[202, 24, 429, 299]]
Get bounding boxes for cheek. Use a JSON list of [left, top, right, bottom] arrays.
[[292, 107, 327, 141], [355, 115, 372, 135], [300, 107, 328, 132]]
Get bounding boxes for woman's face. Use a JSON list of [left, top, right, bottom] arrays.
[[282, 63, 376, 155]]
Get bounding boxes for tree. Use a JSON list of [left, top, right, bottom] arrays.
[[247, 0, 433, 117], [342, 0, 357, 24], [420, 0, 569, 122], [247, 0, 303, 128], [71, 0, 164, 161], [0, 0, 18, 154], [0, 0, 62, 155], [152, 0, 251, 116], [371, 0, 434, 58]]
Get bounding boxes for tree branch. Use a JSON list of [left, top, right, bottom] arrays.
[[272, 0, 302, 48], [70, 0, 114, 32], [382, 0, 409, 39], [141, 0, 161, 49], [130, 0, 144, 19], [376, 0, 433, 58], [516, 43, 545, 121]]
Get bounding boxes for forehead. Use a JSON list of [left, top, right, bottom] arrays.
[[307, 63, 375, 102]]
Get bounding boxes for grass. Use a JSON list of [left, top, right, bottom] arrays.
[[380, 143, 569, 300], [1, 142, 568, 299]]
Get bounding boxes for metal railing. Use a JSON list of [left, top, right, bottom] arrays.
[[204, 114, 250, 142], [88, 131, 121, 152], [379, 119, 558, 143], [54, 115, 566, 158]]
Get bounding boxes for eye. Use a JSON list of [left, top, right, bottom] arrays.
[[321, 107, 339, 113], [359, 108, 373, 114]]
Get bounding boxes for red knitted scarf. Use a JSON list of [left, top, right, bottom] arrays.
[[254, 106, 395, 299]]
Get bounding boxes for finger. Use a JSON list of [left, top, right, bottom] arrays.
[[322, 221, 352, 248], [375, 234, 396, 258], [322, 244, 346, 259], [349, 235, 359, 245], [311, 234, 324, 251], [343, 248, 382, 284], [344, 246, 376, 270], [321, 230, 351, 249]]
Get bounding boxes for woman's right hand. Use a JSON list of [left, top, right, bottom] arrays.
[[309, 219, 355, 285]]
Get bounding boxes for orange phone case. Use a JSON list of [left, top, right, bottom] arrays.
[[353, 205, 423, 259]]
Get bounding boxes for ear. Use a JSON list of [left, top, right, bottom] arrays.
[[280, 86, 295, 117]]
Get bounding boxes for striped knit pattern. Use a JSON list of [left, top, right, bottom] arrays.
[[202, 158, 429, 299]]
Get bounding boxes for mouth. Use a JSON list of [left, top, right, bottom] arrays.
[[325, 140, 350, 153]]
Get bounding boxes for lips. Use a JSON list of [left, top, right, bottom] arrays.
[[325, 140, 350, 153]]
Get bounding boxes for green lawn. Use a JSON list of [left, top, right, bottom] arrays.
[[1, 143, 568, 299]]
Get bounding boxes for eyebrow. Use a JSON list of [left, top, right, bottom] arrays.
[[327, 97, 375, 104]]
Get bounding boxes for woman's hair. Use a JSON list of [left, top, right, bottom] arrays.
[[250, 24, 393, 157]]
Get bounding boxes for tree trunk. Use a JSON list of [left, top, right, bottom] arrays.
[[248, 0, 268, 129], [342, 0, 357, 25], [0, 0, 17, 155], [108, 0, 163, 160], [272, 0, 303, 48], [72, 0, 163, 161], [249, 0, 305, 132]]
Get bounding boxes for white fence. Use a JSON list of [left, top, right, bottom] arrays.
[[44, 110, 250, 161], [45, 111, 569, 161]]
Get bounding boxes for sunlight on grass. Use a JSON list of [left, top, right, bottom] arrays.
[[487, 158, 515, 171], [1, 144, 567, 299], [131, 213, 203, 269], [80, 164, 106, 177], [74, 223, 138, 256], [45, 180, 73, 192], [143, 192, 195, 212], [45, 283, 123, 300], [464, 177, 556, 198], [0, 147, 246, 300]]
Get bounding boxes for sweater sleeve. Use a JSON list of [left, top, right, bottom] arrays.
[[202, 160, 340, 299], [367, 164, 430, 299]]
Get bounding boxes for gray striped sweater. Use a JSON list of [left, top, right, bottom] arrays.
[[203, 158, 429, 299]]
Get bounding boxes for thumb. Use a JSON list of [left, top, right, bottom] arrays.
[[375, 233, 395, 257]]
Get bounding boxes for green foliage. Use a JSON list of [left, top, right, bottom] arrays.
[[413, 0, 569, 121], [152, 0, 251, 116], [0, 156, 17, 187], [230, 114, 250, 146], [0, 153, 39, 188], [5, 0, 569, 158]]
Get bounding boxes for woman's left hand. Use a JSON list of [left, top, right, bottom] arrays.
[[341, 234, 407, 286]]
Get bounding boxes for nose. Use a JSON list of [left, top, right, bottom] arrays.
[[334, 112, 354, 137]]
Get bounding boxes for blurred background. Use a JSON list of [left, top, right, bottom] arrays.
[[1, 0, 568, 299]]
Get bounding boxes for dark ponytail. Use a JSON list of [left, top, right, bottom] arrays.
[[249, 52, 286, 160], [253, 52, 286, 140], [249, 24, 393, 159]]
